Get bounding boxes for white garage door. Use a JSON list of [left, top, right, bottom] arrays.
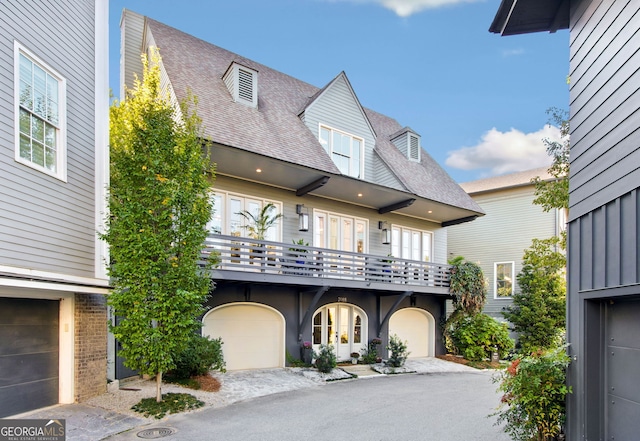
[[389, 308, 434, 358], [202, 303, 284, 370]]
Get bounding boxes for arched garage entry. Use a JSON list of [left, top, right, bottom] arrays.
[[202, 303, 285, 370], [388, 308, 435, 358]]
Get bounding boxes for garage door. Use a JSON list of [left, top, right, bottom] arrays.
[[0, 298, 59, 417], [607, 299, 640, 440], [202, 303, 284, 370], [389, 308, 434, 358]]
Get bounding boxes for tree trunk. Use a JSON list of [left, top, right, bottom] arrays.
[[156, 371, 163, 402]]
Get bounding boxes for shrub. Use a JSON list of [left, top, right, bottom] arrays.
[[169, 334, 225, 379], [314, 344, 337, 373], [132, 392, 204, 419], [493, 347, 571, 441], [447, 313, 514, 361], [386, 334, 409, 367], [360, 338, 381, 364], [449, 259, 487, 315]]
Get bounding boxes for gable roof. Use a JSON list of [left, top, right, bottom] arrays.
[[460, 167, 553, 195], [125, 10, 483, 221]]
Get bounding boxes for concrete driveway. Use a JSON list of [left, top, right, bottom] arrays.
[[105, 370, 510, 441]]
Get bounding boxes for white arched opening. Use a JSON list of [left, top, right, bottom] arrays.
[[389, 307, 435, 358], [202, 302, 285, 370], [312, 303, 367, 361]]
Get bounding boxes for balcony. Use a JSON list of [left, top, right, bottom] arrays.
[[201, 234, 451, 294]]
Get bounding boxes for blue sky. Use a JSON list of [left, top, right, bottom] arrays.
[[109, 0, 569, 183]]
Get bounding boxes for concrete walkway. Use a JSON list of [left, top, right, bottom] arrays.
[[16, 357, 482, 441]]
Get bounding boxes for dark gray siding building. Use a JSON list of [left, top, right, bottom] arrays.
[[491, 1, 640, 439], [0, 0, 110, 416]]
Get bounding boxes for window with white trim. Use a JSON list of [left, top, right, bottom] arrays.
[[208, 191, 282, 241], [15, 42, 66, 179], [314, 209, 367, 253], [390, 226, 433, 262], [319, 125, 364, 179], [495, 262, 514, 298]]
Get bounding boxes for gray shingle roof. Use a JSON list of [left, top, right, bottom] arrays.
[[143, 15, 482, 214], [460, 167, 553, 194]]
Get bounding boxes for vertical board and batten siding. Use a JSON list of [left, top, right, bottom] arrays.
[[212, 175, 446, 263], [568, 0, 640, 221], [301, 75, 377, 179], [0, 0, 97, 277], [566, 1, 640, 439], [447, 186, 557, 318]]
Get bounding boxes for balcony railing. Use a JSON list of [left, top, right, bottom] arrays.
[[201, 234, 450, 288]]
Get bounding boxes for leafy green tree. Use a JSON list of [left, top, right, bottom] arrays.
[[503, 237, 566, 354], [448, 257, 487, 314], [532, 107, 569, 215], [103, 49, 213, 402]]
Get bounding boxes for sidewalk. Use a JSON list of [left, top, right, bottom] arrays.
[[17, 357, 480, 441]]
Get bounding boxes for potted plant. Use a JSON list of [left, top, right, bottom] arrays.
[[289, 239, 309, 264], [236, 203, 283, 241], [301, 341, 313, 365], [350, 352, 360, 364]]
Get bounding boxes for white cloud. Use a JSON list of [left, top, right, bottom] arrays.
[[323, 0, 481, 17], [502, 48, 525, 57], [445, 125, 563, 177]]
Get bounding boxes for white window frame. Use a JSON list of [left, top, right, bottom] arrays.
[[14, 41, 67, 181], [318, 125, 364, 179], [390, 225, 433, 262], [207, 190, 282, 241], [313, 209, 368, 253], [494, 261, 515, 299]]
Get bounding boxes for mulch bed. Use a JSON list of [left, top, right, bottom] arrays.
[[194, 374, 221, 392], [436, 354, 502, 369]]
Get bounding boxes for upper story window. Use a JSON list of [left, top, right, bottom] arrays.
[[223, 62, 258, 108], [208, 191, 282, 241], [313, 209, 368, 254], [495, 261, 514, 298], [319, 125, 364, 179], [15, 42, 66, 180], [390, 225, 433, 262]]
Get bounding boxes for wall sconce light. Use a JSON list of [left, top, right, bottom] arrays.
[[378, 221, 391, 244], [296, 204, 309, 231]]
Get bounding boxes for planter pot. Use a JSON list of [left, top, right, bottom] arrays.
[[351, 358, 358, 364], [301, 347, 313, 365]]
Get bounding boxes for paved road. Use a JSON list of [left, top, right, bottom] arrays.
[[106, 370, 510, 441]]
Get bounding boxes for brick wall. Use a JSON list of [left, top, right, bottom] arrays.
[[74, 293, 108, 402]]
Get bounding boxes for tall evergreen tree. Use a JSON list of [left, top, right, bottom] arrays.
[[102, 49, 213, 401]]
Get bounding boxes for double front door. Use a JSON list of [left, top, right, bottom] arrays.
[[312, 303, 366, 360]]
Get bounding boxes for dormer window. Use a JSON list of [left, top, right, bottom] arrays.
[[391, 128, 421, 162], [223, 62, 258, 108], [319, 125, 364, 179]]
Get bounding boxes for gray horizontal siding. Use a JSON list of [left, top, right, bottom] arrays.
[[568, 0, 640, 220], [302, 74, 376, 181], [0, 0, 97, 277], [121, 10, 145, 97], [372, 150, 405, 190], [213, 175, 445, 263], [447, 186, 558, 316]]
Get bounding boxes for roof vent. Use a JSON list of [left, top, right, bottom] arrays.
[[223, 62, 258, 108], [408, 133, 420, 162]]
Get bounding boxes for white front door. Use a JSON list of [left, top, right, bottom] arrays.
[[312, 304, 366, 361]]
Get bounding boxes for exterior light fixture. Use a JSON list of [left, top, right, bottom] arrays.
[[378, 221, 391, 245], [296, 204, 309, 231]]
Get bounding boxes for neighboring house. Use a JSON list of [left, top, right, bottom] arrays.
[[120, 10, 484, 372], [0, 0, 110, 417], [447, 167, 564, 324], [492, 1, 640, 440]]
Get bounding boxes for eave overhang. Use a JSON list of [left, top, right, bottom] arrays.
[[489, 0, 569, 36]]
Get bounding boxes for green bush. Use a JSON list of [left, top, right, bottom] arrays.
[[314, 344, 337, 373], [168, 334, 225, 379], [493, 347, 571, 441], [386, 334, 409, 367], [447, 313, 514, 361], [360, 338, 382, 364]]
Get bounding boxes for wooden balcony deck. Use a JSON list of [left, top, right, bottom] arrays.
[[201, 235, 451, 293]]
